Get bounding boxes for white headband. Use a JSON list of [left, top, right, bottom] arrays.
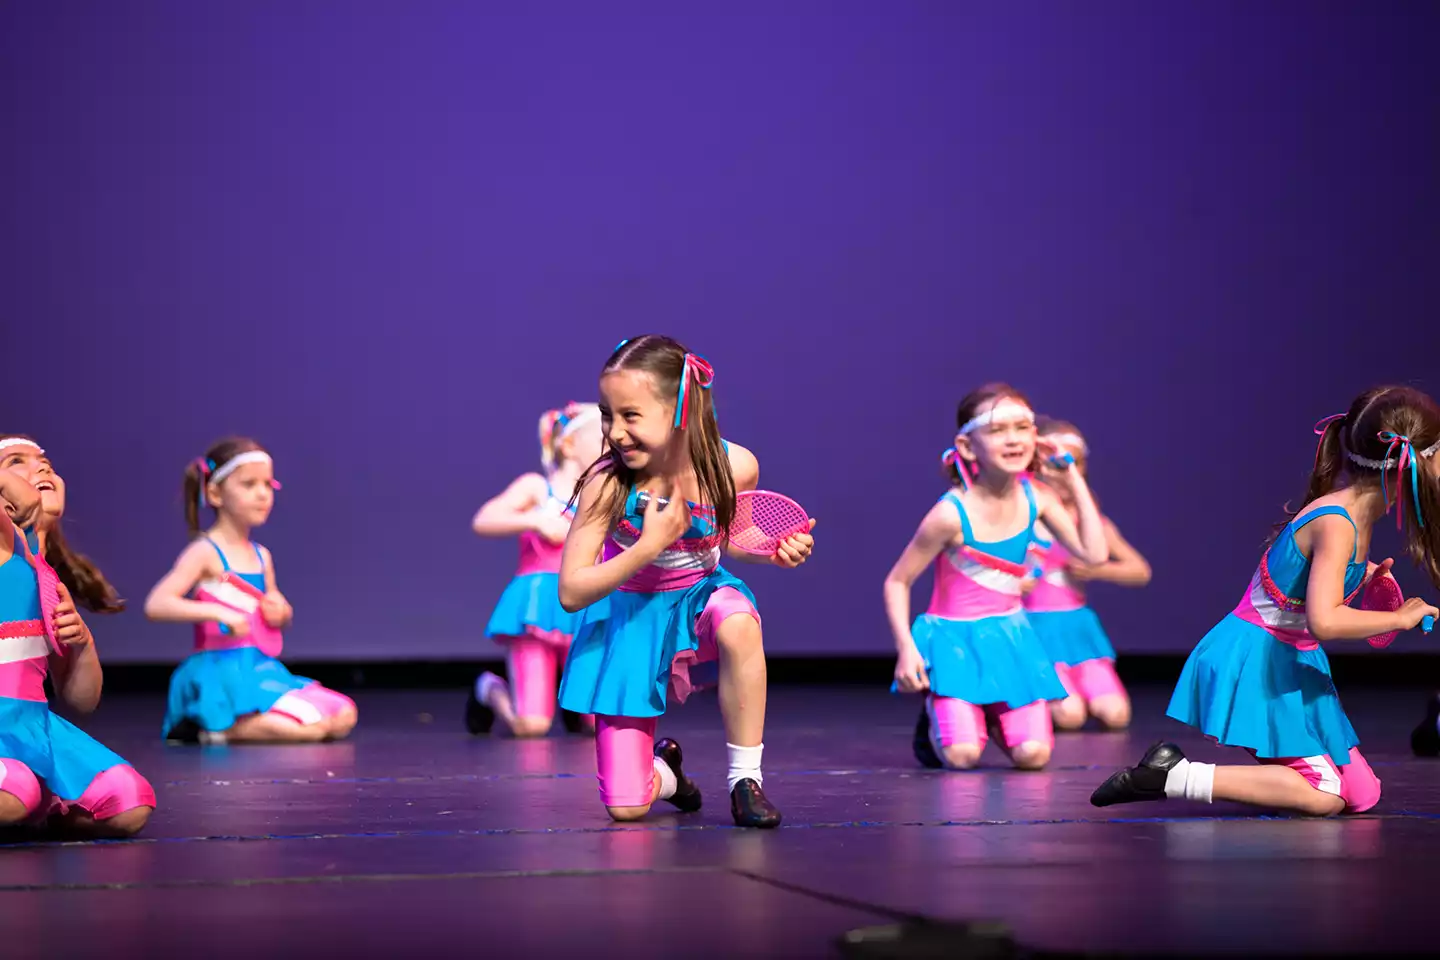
[[0, 438, 43, 455], [1348, 437, 1440, 470], [209, 451, 273, 485], [559, 405, 600, 439], [958, 400, 1035, 436], [1042, 433, 1087, 455]]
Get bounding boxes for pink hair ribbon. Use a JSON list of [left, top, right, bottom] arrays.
[[674, 353, 714, 429], [1378, 431, 1425, 530]]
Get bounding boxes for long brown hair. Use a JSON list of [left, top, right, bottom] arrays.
[[1285, 385, 1440, 587], [571, 335, 735, 538], [185, 436, 267, 535], [946, 383, 1033, 485], [0, 434, 124, 614]]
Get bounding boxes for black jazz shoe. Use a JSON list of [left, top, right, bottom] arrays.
[[1411, 696, 1440, 757], [561, 710, 594, 735], [464, 688, 495, 735], [912, 705, 943, 769], [1090, 741, 1185, 807], [654, 738, 703, 812], [730, 778, 782, 828]]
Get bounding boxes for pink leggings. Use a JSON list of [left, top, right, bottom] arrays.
[[0, 758, 155, 823], [1054, 658, 1127, 703], [595, 715, 658, 807], [269, 683, 357, 726], [504, 635, 569, 720], [927, 695, 1055, 753], [1251, 747, 1382, 814]]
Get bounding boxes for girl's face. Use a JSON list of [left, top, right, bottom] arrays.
[[957, 398, 1037, 479], [208, 459, 276, 528], [599, 369, 678, 474], [2, 443, 65, 521], [1037, 434, 1088, 492], [559, 416, 605, 470]]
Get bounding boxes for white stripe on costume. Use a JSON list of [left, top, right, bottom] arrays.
[[610, 527, 720, 574], [1245, 578, 1309, 633], [0, 633, 48, 665], [945, 551, 1025, 596], [1299, 755, 1343, 797], [198, 580, 260, 613], [271, 691, 325, 726]]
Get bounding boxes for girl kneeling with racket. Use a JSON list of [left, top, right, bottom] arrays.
[[1094, 385, 1439, 817], [885, 385, 1108, 772], [556, 335, 814, 828]]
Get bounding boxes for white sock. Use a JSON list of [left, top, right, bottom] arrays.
[[1163, 758, 1215, 803], [726, 743, 763, 793], [198, 730, 228, 746], [476, 672, 507, 706], [653, 756, 677, 801]]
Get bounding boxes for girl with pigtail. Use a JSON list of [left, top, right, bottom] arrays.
[[1094, 385, 1440, 816], [145, 438, 357, 744], [556, 335, 815, 828], [466, 402, 605, 738]]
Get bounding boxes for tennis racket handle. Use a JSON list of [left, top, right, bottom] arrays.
[[635, 492, 671, 512], [1424, 615, 1435, 634]]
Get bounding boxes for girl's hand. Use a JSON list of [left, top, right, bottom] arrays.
[[1034, 438, 1075, 491], [52, 582, 90, 648], [894, 645, 930, 693], [260, 592, 291, 629], [532, 512, 571, 546], [1366, 557, 1396, 584], [217, 608, 251, 636], [1398, 597, 1440, 631], [771, 519, 816, 568], [637, 486, 691, 550], [1064, 560, 1098, 582]]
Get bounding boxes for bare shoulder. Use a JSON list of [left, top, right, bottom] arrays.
[[725, 441, 759, 489]]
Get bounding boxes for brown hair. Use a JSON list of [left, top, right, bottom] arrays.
[[185, 437, 267, 535], [571, 335, 735, 538], [948, 383, 1034, 485], [0, 434, 123, 614], [1288, 385, 1440, 586]]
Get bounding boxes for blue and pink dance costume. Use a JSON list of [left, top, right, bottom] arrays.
[[1024, 534, 1126, 705], [909, 479, 1067, 765], [163, 537, 354, 740], [1, 527, 154, 826], [1165, 505, 1381, 812]]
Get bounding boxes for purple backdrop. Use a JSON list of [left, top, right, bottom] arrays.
[[3, 3, 1439, 662]]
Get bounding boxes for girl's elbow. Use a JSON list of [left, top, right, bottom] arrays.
[[557, 584, 583, 613], [1307, 618, 1338, 643]]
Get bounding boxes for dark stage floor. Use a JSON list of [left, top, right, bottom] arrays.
[[5, 683, 1440, 958]]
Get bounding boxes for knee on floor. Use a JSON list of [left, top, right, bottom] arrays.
[[605, 803, 653, 822], [511, 716, 554, 738], [1050, 698, 1088, 730], [1010, 741, 1051, 770], [939, 742, 983, 770], [1089, 696, 1131, 730]]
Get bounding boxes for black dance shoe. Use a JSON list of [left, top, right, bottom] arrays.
[[560, 709, 594, 735], [464, 688, 494, 735], [1411, 696, 1440, 757], [730, 778, 782, 828], [912, 705, 943, 769], [1090, 741, 1185, 807], [654, 738, 703, 813]]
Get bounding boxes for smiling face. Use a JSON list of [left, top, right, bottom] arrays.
[[599, 368, 679, 474], [208, 459, 276, 529], [956, 396, 1038, 480], [1, 439, 65, 522]]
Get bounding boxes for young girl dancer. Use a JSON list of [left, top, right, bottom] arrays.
[[467, 402, 604, 737], [556, 335, 815, 828], [1024, 418, 1150, 731], [1093, 385, 1440, 816], [145, 438, 357, 744], [0, 436, 154, 836], [885, 386, 1107, 772]]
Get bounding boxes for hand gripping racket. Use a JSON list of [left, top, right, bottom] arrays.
[[727, 490, 813, 556], [1361, 574, 1404, 648], [196, 573, 284, 657]]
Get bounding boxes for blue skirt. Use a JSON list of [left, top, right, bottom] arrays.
[[559, 567, 755, 718], [163, 646, 314, 737], [908, 611, 1067, 708], [1, 696, 134, 801], [1028, 607, 1116, 665], [1166, 614, 1358, 762], [485, 572, 595, 642]]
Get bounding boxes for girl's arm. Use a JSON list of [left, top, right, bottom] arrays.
[[1069, 516, 1152, 587], [721, 443, 815, 567], [884, 500, 962, 692], [472, 474, 548, 537], [1305, 514, 1437, 641], [143, 540, 246, 628], [557, 473, 690, 612], [48, 583, 102, 714], [1035, 474, 1106, 565], [259, 545, 294, 629]]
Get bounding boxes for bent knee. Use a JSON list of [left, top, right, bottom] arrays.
[[1050, 698, 1088, 731], [511, 716, 553, 738], [1010, 741, 1051, 770], [715, 613, 763, 651], [0, 759, 42, 822], [939, 743, 983, 770], [101, 806, 153, 837], [1089, 695, 1130, 730], [606, 803, 653, 822], [1303, 792, 1348, 818], [327, 707, 359, 739]]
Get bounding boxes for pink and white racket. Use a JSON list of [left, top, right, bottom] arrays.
[[196, 573, 284, 658], [34, 556, 64, 656], [1362, 574, 1404, 649], [727, 490, 812, 556]]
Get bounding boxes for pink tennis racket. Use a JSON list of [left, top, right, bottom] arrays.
[[35, 555, 63, 656], [1362, 574, 1403, 649], [727, 490, 812, 556], [196, 573, 284, 658]]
